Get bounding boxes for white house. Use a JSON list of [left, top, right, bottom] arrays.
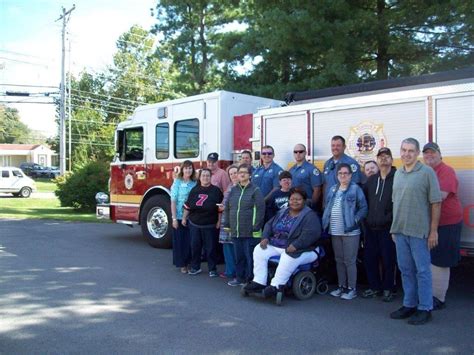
[[0, 144, 58, 167]]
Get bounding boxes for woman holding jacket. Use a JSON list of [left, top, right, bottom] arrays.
[[224, 164, 265, 287], [323, 163, 368, 300]]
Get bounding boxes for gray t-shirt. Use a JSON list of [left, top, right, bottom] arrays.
[[390, 161, 442, 238]]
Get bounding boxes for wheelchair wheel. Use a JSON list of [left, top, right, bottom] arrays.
[[292, 271, 316, 300], [316, 280, 329, 295], [276, 291, 283, 306]]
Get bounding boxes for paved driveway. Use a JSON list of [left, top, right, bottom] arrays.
[[0, 219, 473, 354]]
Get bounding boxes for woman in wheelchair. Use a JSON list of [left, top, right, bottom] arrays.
[[244, 187, 322, 297]]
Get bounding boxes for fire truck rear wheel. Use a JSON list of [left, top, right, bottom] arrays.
[[140, 195, 172, 249]]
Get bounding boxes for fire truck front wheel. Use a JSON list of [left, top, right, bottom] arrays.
[[140, 195, 172, 249]]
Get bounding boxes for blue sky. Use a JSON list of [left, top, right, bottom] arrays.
[[0, 0, 156, 136]]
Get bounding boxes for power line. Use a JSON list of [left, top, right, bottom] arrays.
[[71, 88, 145, 105], [0, 49, 54, 61], [0, 83, 59, 89], [0, 101, 55, 104], [71, 94, 136, 111], [0, 56, 50, 68]]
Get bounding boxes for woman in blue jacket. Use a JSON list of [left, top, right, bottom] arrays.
[[323, 163, 367, 300]]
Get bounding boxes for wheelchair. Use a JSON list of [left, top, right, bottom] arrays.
[[241, 246, 329, 306]]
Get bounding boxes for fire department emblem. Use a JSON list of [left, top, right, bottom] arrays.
[[124, 173, 134, 190], [347, 121, 387, 164]]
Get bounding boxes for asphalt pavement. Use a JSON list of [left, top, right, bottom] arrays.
[[0, 219, 473, 354]]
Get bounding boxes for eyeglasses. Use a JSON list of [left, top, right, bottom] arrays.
[[338, 172, 351, 176], [238, 171, 250, 175], [261, 151, 273, 156], [293, 150, 305, 154]]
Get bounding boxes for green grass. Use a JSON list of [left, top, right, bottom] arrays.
[[0, 196, 108, 223], [34, 178, 57, 193]]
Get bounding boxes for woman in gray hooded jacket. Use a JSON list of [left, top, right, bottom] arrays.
[[224, 164, 265, 286]]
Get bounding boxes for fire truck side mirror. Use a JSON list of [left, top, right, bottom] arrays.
[[121, 164, 126, 170]]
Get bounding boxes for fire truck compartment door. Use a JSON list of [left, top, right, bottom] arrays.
[[264, 113, 307, 168], [312, 100, 426, 162]]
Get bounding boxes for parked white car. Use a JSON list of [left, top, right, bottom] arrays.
[[0, 167, 37, 198]]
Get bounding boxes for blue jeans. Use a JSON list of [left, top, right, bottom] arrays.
[[233, 237, 259, 283], [394, 234, 433, 311], [223, 243, 236, 278]]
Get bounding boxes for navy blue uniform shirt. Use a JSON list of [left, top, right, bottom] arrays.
[[251, 161, 283, 197], [289, 160, 323, 198], [323, 153, 362, 188]]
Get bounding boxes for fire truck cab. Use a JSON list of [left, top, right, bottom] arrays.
[[98, 91, 281, 248]]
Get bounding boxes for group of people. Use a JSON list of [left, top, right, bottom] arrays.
[[169, 135, 463, 326]]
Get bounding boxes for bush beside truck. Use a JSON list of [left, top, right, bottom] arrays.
[[55, 160, 109, 212]]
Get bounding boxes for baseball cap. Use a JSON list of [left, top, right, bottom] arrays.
[[207, 152, 219, 161], [279, 171, 292, 180], [377, 147, 393, 157], [422, 142, 441, 154]]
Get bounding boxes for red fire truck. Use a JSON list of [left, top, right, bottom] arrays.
[[96, 91, 281, 248], [98, 68, 473, 256]]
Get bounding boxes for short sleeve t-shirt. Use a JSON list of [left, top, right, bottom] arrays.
[[434, 162, 463, 226], [211, 168, 231, 192], [170, 178, 197, 219], [391, 161, 442, 238], [251, 162, 283, 197], [289, 161, 323, 198]]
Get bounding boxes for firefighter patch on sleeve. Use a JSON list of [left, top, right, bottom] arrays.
[[351, 164, 358, 172], [313, 168, 320, 176]]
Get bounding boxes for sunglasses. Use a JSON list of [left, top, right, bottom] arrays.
[[261, 151, 273, 156], [293, 150, 305, 154]]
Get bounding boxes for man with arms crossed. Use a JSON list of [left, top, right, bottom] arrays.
[[390, 138, 442, 325]]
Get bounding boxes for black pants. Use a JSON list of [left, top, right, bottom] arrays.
[[363, 227, 396, 291], [190, 224, 217, 272]]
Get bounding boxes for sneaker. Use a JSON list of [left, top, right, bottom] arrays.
[[263, 285, 278, 298], [208, 270, 219, 278], [408, 310, 432, 325], [227, 279, 245, 287], [188, 268, 202, 275], [330, 286, 344, 298], [433, 297, 446, 310], [390, 306, 417, 319], [244, 281, 265, 292], [341, 288, 357, 300], [382, 290, 394, 303], [362, 289, 381, 298]]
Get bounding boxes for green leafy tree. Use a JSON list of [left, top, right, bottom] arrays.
[[0, 105, 32, 143], [151, 0, 241, 95], [218, 0, 472, 98]]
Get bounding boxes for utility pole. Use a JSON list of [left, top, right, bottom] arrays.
[[57, 5, 75, 176], [68, 40, 72, 172]]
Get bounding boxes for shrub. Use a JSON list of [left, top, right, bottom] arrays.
[[55, 160, 110, 211]]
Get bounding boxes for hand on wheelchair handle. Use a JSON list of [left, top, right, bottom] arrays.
[[260, 239, 269, 249]]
